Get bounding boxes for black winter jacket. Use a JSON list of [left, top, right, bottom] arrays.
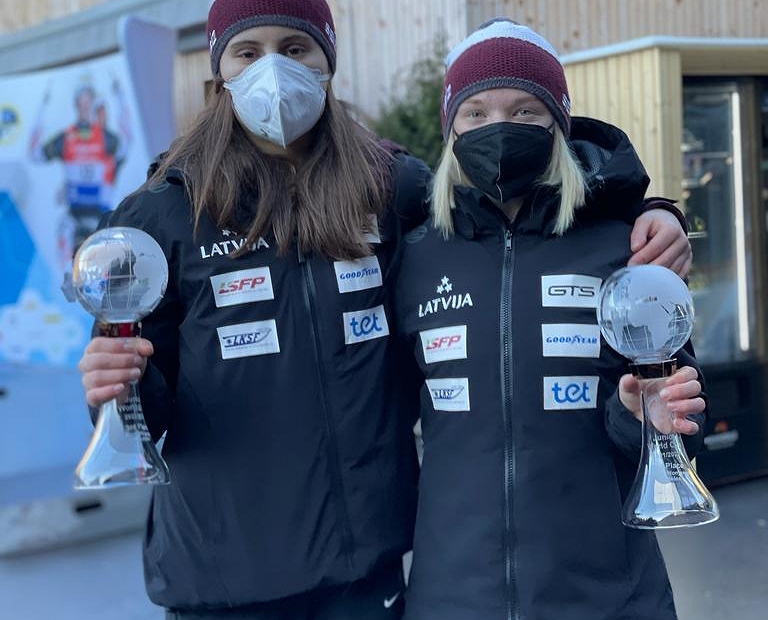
[[394, 118, 706, 620], [100, 152, 430, 610]]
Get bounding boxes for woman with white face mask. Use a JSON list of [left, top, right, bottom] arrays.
[[77, 2, 429, 618], [75, 2, 692, 619]]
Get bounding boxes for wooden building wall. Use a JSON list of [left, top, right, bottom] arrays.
[[471, 0, 767, 51], [322, 0, 768, 119], [0, 0, 106, 34], [6, 0, 767, 43], [327, 0, 469, 120], [564, 48, 684, 199]]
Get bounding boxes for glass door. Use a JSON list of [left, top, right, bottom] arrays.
[[682, 82, 759, 364]]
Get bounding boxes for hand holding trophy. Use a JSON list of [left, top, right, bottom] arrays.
[[597, 264, 718, 528], [71, 227, 170, 489]]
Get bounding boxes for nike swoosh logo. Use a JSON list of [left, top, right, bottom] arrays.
[[383, 591, 401, 608]]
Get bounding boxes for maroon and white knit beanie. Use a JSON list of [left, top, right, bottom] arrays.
[[207, 0, 337, 76], [442, 18, 571, 139]]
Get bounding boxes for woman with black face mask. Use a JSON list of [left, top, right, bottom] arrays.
[[394, 19, 707, 620]]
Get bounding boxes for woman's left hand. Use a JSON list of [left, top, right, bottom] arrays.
[[618, 366, 704, 435], [628, 209, 692, 278]]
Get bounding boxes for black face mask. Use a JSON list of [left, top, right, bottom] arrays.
[[453, 122, 554, 204]]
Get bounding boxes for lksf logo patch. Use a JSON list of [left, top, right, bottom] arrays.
[[217, 320, 280, 360], [334, 255, 382, 293], [426, 378, 470, 412], [210, 267, 274, 308], [344, 305, 390, 344], [419, 276, 473, 318], [420, 325, 467, 364], [543, 376, 599, 410], [541, 275, 602, 308], [541, 324, 601, 358]]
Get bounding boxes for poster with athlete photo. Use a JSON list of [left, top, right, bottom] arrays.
[[0, 16, 176, 368]]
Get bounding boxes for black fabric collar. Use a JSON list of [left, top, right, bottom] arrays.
[[452, 185, 561, 240]]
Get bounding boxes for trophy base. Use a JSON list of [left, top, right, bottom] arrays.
[[73, 467, 170, 490], [74, 387, 171, 490], [622, 508, 720, 529]]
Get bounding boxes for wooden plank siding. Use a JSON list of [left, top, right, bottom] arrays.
[[0, 0, 106, 33], [5, 0, 766, 43], [564, 48, 683, 199], [465, 0, 768, 51], [326, 0, 470, 120], [172, 50, 212, 134]]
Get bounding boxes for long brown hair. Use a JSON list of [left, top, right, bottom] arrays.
[[150, 81, 393, 260]]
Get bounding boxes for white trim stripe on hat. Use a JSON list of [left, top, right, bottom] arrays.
[[445, 20, 560, 69]]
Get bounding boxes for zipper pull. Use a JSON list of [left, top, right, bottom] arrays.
[[505, 229, 513, 250]]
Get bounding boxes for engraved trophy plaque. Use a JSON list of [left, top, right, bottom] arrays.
[[71, 226, 170, 488], [597, 264, 718, 528]]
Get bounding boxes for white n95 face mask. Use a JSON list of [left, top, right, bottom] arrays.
[[224, 53, 330, 148]]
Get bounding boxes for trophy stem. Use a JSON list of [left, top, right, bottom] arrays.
[[74, 322, 170, 489], [621, 363, 718, 529]]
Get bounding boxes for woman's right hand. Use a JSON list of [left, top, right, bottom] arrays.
[[77, 337, 154, 408]]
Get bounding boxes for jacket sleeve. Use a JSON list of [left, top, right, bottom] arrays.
[[388, 224, 426, 431], [642, 196, 689, 233], [594, 196, 688, 233], [87, 183, 184, 443], [604, 340, 706, 464], [388, 152, 433, 233]]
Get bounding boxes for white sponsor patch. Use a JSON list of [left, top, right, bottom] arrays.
[[420, 325, 467, 364], [217, 320, 280, 359], [543, 376, 599, 410], [343, 305, 389, 345], [541, 324, 601, 358], [426, 378, 470, 412], [364, 214, 381, 244], [541, 275, 602, 308], [211, 267, 274, 308], [334, 255, 383, 293]]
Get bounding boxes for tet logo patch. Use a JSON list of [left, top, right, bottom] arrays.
[[543, 376, 599, 410], [343, 305, 389, 345]]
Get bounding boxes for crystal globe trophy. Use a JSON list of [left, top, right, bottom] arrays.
[[71, 227, 170, 488], [597, 264, 718, 528]]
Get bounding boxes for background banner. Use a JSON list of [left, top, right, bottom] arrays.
[[0, 16, 176, 369], [0, 17, 176, 485]]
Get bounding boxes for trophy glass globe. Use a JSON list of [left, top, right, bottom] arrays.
[[71, 226, 171, 488], [597, 264, 718, 528]]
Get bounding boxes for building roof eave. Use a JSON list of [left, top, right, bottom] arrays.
[[560, 35, 768, 66], [0, 0, 209, 75]]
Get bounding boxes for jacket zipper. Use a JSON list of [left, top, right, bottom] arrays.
[[299, 248, 356, 570], [500, 228, 519, 620]]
